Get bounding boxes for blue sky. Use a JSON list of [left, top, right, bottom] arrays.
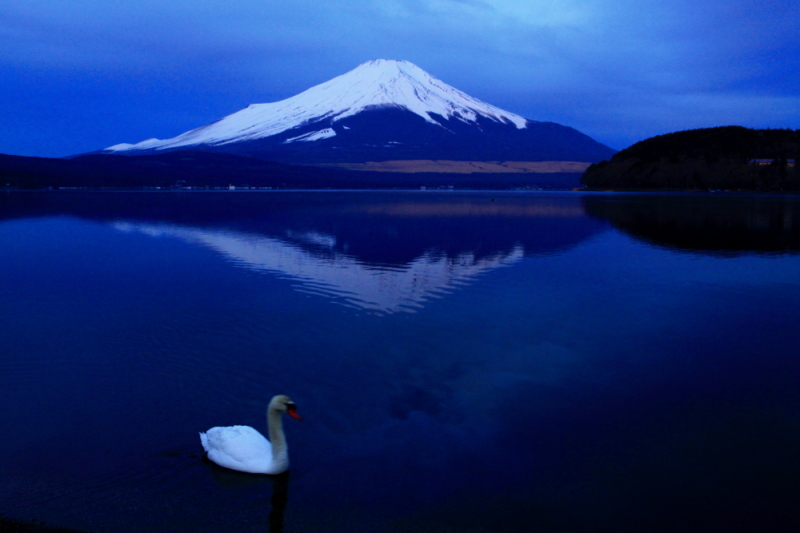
[[2, 0, 798, 157]]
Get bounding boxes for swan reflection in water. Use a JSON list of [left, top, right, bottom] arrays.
[[204, 457, 292, 533], [267, 472, 290, 533]]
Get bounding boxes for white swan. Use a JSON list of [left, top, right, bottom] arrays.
[[200, 395, 302, 474]]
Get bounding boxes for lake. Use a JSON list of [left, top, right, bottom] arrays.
[[1, 191, 799, 533]]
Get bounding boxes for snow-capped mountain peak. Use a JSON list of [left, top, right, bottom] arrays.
[[106, 59, 528, 152]]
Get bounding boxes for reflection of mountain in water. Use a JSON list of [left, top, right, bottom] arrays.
[[1, 192, 607, 312], [583, 194, 800, 256], [114, 221, 524, 313]]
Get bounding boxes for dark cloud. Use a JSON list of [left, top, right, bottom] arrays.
[[1, 0, 798, 156]]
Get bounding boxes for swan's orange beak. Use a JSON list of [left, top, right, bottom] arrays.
[[287, 404, 302, 421]]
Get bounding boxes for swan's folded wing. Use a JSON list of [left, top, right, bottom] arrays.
[[203, 425, 273, 472]]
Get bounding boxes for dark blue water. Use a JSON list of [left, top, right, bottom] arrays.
[[1, 191, 799, 532]]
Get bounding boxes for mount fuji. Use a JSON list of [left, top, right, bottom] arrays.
[[101, 60, 615, 166]]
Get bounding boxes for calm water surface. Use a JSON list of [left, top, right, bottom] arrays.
[[1, 191, 799, 532]]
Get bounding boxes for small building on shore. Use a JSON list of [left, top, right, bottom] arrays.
[[750, 158, 796, 167]]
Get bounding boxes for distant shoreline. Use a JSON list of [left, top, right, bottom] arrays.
[[5, 187, 800, 196], [0, 151, 584, 191]]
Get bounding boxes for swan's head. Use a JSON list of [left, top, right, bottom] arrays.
[[269, 394, 302, 421]]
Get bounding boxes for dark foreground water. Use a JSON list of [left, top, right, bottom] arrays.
[[1, 191, 799, 533]]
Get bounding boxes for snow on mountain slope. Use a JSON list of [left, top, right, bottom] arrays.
[[105, 59, 528, 152], [284, 128, 337, 144]]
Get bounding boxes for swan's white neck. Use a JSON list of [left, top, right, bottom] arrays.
[[267, 407, 289, 470]]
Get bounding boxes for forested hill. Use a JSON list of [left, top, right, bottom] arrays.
[[581, 127, 800, 191]]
